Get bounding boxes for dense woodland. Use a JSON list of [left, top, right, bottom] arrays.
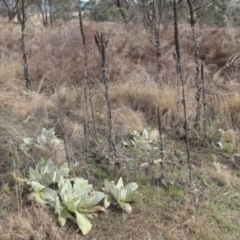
[[0, 0, 240, 239]]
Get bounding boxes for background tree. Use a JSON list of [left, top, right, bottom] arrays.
[[1, 0, 20, 22], [29, 0, 76, 27]]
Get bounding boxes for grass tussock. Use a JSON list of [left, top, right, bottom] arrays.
[[111, 81, 178, 126], [112, 107, 146, 133]]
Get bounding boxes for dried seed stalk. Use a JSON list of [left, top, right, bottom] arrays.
[[21, 0, 31, 90], [78, 7, 97, 151], [173, 0, 191, 183], [94, 32, 116, 164], [186, 0, 202, 133], [153, 0, 163, 87], [201, 63, 207, 138], [56, 81, 72, 167]]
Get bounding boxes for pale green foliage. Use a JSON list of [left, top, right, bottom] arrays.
[[123, 128, 159, 151], [29, 158, 69, 185], [20, 128, 63, 151], [217, 129, 235, 153], [27, 183, 58, 205], [103, 177, 143, 214], [15, 130, 143, 234], [56, 178, 105, 235], [14, 164, 143, 233], [13, 160, 105, 235], [14, 159, 69, 205]]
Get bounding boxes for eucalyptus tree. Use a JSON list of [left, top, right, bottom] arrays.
[[1, 0, 21, 22], [29, 0, 76, 27]]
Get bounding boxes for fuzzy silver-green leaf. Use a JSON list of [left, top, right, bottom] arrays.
[[41, 188, 58, 203], [31, 181, 45, 192], [103, 179, 112, 193], [29, 168, 41, 182], [116, 177, 124, 188], [80, 191, 105, 208], [125, 182, 138, 196], [75, 211, 92, 235], [125, 192, 143, 203]]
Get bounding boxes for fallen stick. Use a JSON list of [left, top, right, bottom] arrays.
[[139, 159, 179, 170], [139, 159, 163, 170]]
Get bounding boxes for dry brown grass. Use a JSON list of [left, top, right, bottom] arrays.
[[0, 206, 83, 240], [222, 92, 240, 126], [111, 81, 178, 126], [1, 21, 240, 129], [206, 90, 240, 135], [112, 107, 146, 134], [1, 19, 240, 240], [11, 93, 56, 120]]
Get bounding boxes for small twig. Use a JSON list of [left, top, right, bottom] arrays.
[[139, 159, 163, 170], [56, 82, 71, 167], [157, 106, 164, 178], [116, 0, 128, 24], [139, 159, 177, 170], [201, 63, 207, 138]]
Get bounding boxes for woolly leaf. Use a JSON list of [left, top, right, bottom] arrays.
[[116, 177, 124, 188], [80, 191, 105, 208], [31, 181, 45, 192], [125, 192, 143, 203], [75, 212, 92, 235]]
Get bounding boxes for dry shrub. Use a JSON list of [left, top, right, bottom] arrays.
[[197, 27, 240, 82], [171, 26, 240, 85]]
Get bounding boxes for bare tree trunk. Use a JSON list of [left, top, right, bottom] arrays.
[[43, 0, 48, 27], [49, 0, 53, 27], [37, 0, 48, 27], [116, 0, 127, 24], [140, 0, 148, 28], [2, 0, 20, 22]]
